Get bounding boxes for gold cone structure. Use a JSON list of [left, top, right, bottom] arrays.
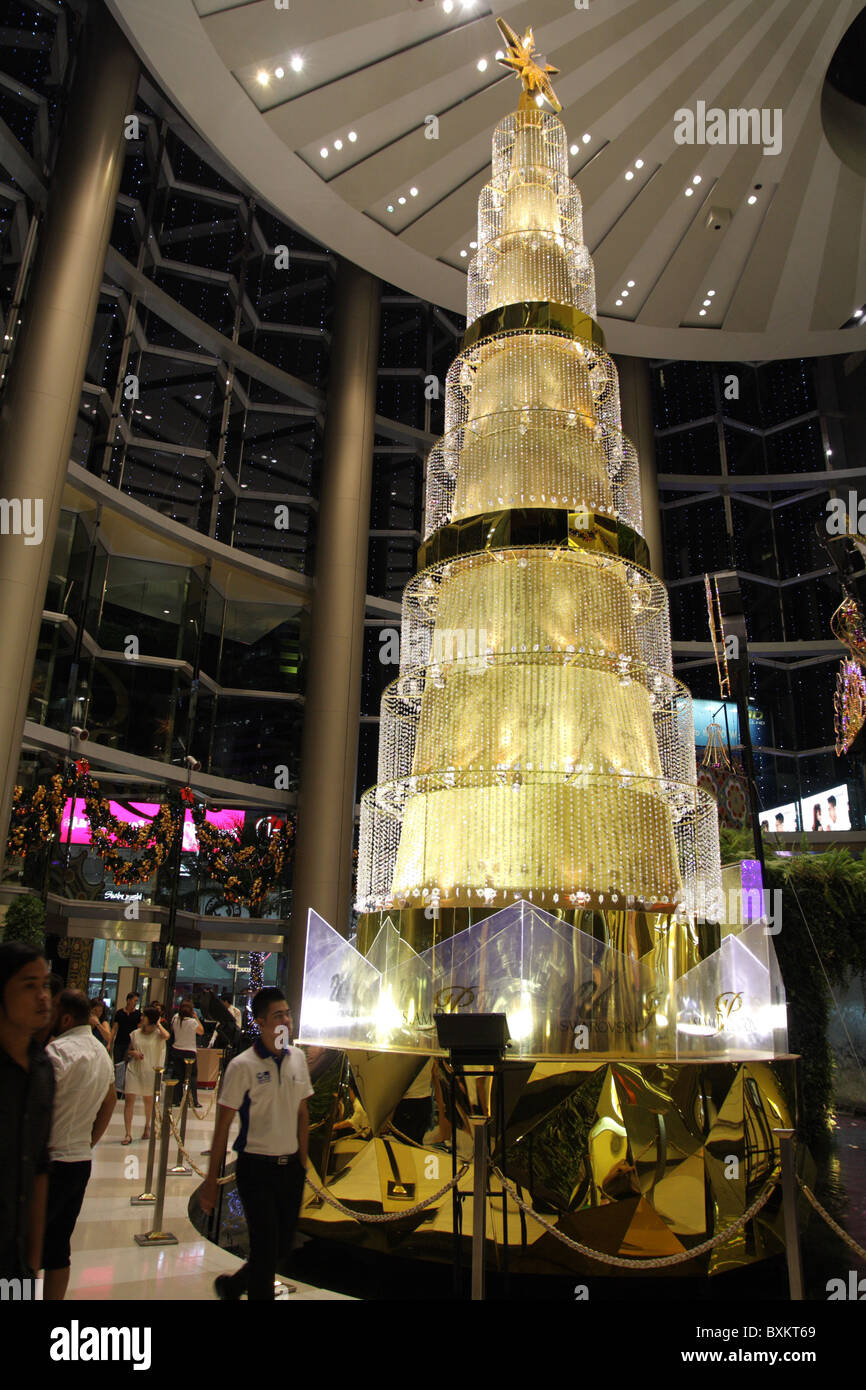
[[357, 100, 721, 929]]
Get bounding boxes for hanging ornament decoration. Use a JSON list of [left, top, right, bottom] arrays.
[[834, 658, 866, 756], [704, 573, 731, 699], [700, 722, 732, 774], [831, 595, 866, 664], [189, 801, 295, 916]]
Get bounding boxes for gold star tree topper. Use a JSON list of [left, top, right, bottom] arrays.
[[496, 16, 562, 112]]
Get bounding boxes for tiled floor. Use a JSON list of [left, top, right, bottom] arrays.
[[65, 1095, 353, 1301]]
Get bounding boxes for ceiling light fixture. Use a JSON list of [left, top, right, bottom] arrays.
[[320, 147, 328, 158], [854, 308, 863, 318], [703, 299, 711, 306], [692, 174, 702, 185], [625, 170, 634, 180], [685, 187, 694, 197], [495, 49, 505, 60], [582, 133, 591, 143], [410, 186, 419, 196], [256, 70, 269, 86], [621, 290, 629, 297], [460, 249, 468, 257], [616, 298, 623, 306], [386, 204, 395, 213], [348, 130, 357, 142], [477, 58, 488, 72], [707, 289, 716, 297], [398, 196, 407, 204], [627, 280, 635, 287], [470, 240, 477, 248], [569, 143, 578, 155], [290, 55, 303, 72], [699, 309, 707, 316], [334, 139, 343, 150], [274, 67, 284, 79], [443, 0, 453, 12], [634, 158, 644, 169], [747, 194, 757, 204]]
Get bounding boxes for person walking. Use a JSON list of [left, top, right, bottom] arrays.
[[200, 987, 312, 1301], [122, 1005, 169, 1143], [109, 992, 140, 1094], [41, 989, 115, 1300], [89, 999, 110, 1047], [0, 942, 54, 1285], [168, 999, 204, 1109]]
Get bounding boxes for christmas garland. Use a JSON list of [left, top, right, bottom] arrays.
[[8, 761, 294, 912]]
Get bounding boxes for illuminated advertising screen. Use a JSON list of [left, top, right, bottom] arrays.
[[59, 800, 246, 850], [761, 783, 851, 833]]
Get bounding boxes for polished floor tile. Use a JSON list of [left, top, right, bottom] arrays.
[[63, 1099, 353, 1301]]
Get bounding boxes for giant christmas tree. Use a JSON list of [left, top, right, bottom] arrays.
[[299, 20, 794, 1272]]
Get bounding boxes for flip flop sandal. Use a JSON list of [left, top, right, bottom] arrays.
[[122, 1136, 132, 1145]]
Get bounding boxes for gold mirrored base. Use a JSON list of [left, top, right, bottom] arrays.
[[300, 1053, 803, 1276]]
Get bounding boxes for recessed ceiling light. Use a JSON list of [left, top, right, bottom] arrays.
[[470, 240, 477, 248], [685, 187, 694, 196], [570, 143, 578, 155], [621, 290, 629, 298], [410, 186, 419, 196], [194, 394, 202, 400], [855, 308, 864, 318], [616, 299, 623, 306], [477, 58, 488, 72], [334, 139, 343, 150], [398, 196, 406, 205], [320, 148, 328, 158], [627, 280, 635, 288], [460, 249, 468, 257], [495, 49, 505, 60], [290, 55, 303, 72], [256, 70, 269, 86], [582, 133, 591, 143], [274, 67, 284, 80], [699, 309, 707, 316], [707, 289, 716, 297], [703, 299, 711, 306], [625, 170, 634, 181], [443, 0, 453, 11], [634, 158, 644, 169], [692, 174, 702, 185], [747, 194, 757, 204], [348, 130, 357, 142], [386, 204, 394, 213]]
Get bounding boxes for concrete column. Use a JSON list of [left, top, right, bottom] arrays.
[[288, 259, 381, 1015], [615, 353, 664, 579], [0, 13, 140, 863]]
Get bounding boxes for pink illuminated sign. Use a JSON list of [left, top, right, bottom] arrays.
[[59, 800, 245, 851]]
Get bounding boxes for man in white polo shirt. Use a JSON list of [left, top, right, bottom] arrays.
[[41, 989, 116, 1300], [200, 987, 313, 1301]]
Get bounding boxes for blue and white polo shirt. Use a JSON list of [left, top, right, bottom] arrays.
[[219, 1038, 314, 1156]]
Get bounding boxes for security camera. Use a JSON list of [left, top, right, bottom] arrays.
[[183, 755, 201, 771], [70, 726, 89, 742]]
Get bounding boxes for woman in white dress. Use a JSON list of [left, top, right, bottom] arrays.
[[123, 1005, 169, 1143]]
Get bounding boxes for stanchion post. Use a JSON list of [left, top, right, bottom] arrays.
[[168, 1058, 194, 1176], [130, 1066, 163, 1206], [134, 1079, 179, 1246], [774, 1127, 804, 1301], [470, 1115, 488, 1302], [201, 1050, 224, 1156]]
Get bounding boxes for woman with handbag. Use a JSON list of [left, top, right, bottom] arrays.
[[168, 999, 204, 1110]]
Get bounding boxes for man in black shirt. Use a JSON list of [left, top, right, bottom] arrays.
[[0, 941, 55, 1283], [109, 992, 140, 1092]]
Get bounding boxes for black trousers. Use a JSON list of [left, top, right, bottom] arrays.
[[225, 1152, 306, 1301], [42, 1160, 91, 1270], [168, 1048, 199, 1106]]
